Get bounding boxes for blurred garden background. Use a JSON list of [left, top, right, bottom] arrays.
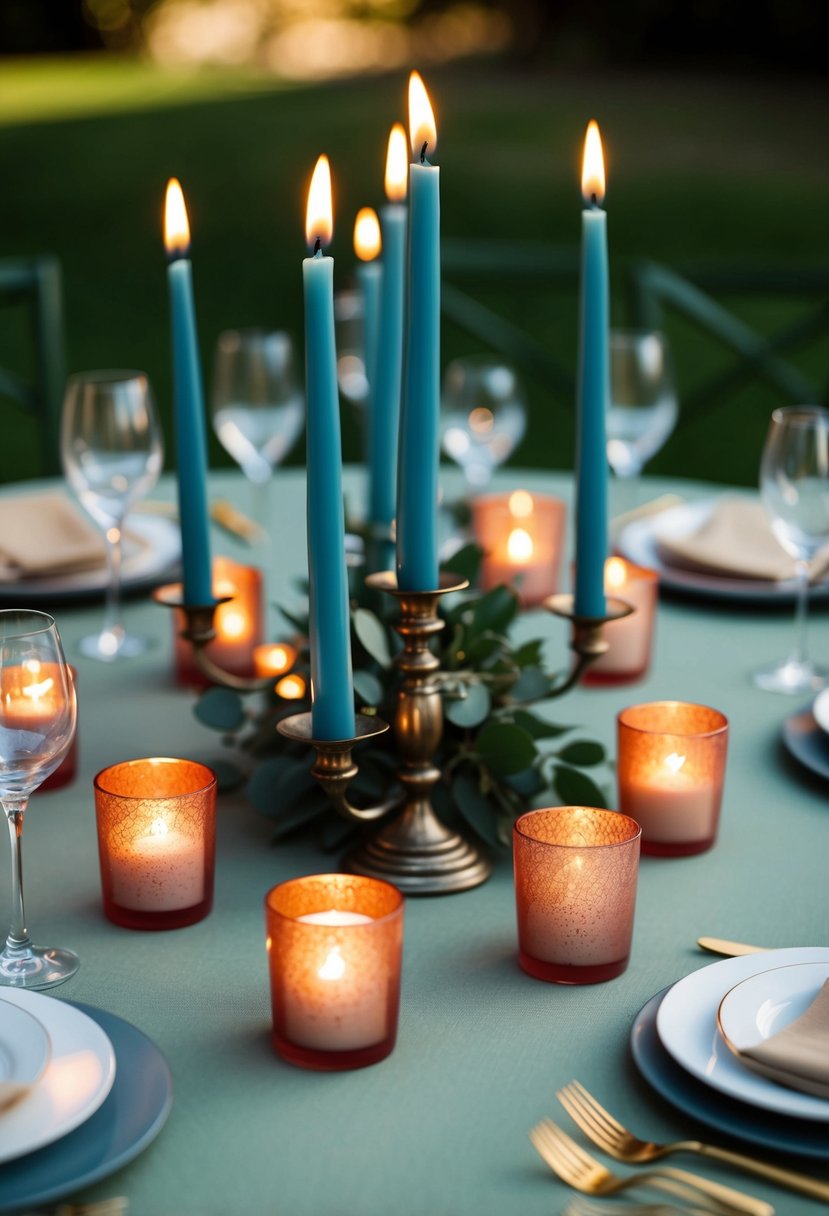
[[0, 0, 826, 489]]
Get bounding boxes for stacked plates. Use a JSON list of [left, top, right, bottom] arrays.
[[0, 990, 172, 1211], [631, 947, 829, 1160], [627, 943, 826, 1152], [782, 689, 829, 783]]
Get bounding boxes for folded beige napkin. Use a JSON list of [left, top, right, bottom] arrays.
[[0, 491, 106, 580], [737, 978, 829, 1100], [657, 497, 829, 582]]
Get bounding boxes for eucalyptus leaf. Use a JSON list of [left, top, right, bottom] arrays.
[[510, 666, 551, 703], [452, 771, 501, 848], [445, 681, 491, 728], [512, 639, 544, 669], [503, 766, 544, 797], [353, 669, 384, 707], [464, 632, 503, 665], [557, 740, 607, 767], [510, 709, 571, 740], [471, 585, 518, 637], [552, 764, 609, 809], [441, 541, 482, 584], [353, 607, 392, 668], [208, 758, 246, 793], [246, 756, 315, 818], [278, 605, 309, 635], [194, 688, 246, 733], [476, 721, 537, 776]]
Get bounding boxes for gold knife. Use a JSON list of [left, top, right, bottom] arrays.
[[697, 937, 767, 957]]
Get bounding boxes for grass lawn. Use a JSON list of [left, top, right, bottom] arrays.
[[0, 55, 827, 488]]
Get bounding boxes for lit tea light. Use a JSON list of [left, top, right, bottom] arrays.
[[583, 557, 659, 686], [471, 491, 566, 607], [617, 701, 729, 856], [265, 874, 404, 1070], [253, 643, 298, 680], [276, 674, 306, 700]]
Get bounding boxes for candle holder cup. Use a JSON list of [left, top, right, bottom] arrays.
[[265, 873, 404, 1071], [94, 757, 217, 930], [171, 558, 264, 688], [544, 593, 635, 695], [154, 583, 275, 693], [514, 806, 641, 984]]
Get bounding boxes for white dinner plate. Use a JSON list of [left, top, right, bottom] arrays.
[[0, 988, 116, 1165], [616, 498, 829, 604], [0, 514, 181, 604], [812, 688, 829, 737], [718, 961, 829, 1053], [656, 946, 829, 1122], [0, 998, 51, 1097]]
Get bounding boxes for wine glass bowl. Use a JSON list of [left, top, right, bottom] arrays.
[[0, 610, 78, 988], [441, 356, 527, 490], [606, 330, 678, 483], [755, 405, 829, 694], [61, 370, 163, 661], [212, 329, 304, 493]]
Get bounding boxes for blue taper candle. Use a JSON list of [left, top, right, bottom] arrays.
[[397, 72, 440, 592], [354, 206, 382, 484], [303, 156, 355, 741], [164, 178, 213, 606], [574, 121, 609, 618], [369, 123, 408, 540]]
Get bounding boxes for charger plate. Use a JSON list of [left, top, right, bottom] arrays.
[[656, 946, 829, 1122], [0, 999, 51, 1103], [782, 705, 829, 783], [0, 1002, 172, 1212], [631, 990, 829, 1160]]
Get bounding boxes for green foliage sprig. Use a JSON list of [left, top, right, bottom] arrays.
[[193, 544, 611, 851]]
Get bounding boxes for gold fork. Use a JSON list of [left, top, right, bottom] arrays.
[[25, 1199, 128, 1216], [557, 1080, 829, 1204], [529, 1118, 774, 1216], [563, 1200, 720, 1216]]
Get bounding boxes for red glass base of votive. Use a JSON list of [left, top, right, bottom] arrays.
[[581, 664, 649, 687], [641, 836, 715, 858], [273, 1031, 397, 1071], [518, 950, 630, 985], [103, 893, 214, 931]]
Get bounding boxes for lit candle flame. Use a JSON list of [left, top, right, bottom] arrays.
[[318, 946, 346, 981], [385, 122, 408, 201], [581, 120, 606, 206], [305, 155, 333, 250], [507, 528, 534, 564], [221, 610, 246, 640], [353, 207, 381, 261], [508, 490, 534, 520], [664, 752, 686, 775], [408, 71, 437, 160], [22, 676, 54, 702], [164, 177, 191, 258], [276, 674, 306, 700], [149, 817, 170, 839], [605, 557, 628, 590]]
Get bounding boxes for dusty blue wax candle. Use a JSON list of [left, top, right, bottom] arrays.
[[369, 123, 408, 540], [164, 178, 213, 607], [574, 121, 609, 618], [397, 73, 440, 592], [303, 156, 355, 741]]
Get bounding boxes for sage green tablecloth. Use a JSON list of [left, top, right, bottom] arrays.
[[5, 469, 829, 1216]]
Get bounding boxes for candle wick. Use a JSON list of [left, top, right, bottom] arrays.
[[590, 192, 598, 208], [313, 237, 322, 255], [420, 140, 428, 165]]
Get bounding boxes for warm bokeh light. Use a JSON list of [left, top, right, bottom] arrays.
[[507, 527, 534, 564], [164, 177, 190, 257], [581, 120, 606, 205], [408, 71, 436, 159], [605, 557, 628, 590], [508, 489, 534, 519], [276, 674, 307, 700], [253, 643, 297, 679], [305, 155, 333, 249], [385, 123, 408, 201], [468, 407, 494, 435], [353, 207, 381, 261]]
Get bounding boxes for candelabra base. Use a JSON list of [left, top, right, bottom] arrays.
[[345, 805, 492, 895]]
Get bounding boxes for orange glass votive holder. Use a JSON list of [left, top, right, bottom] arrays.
[[471, 491, 566, 607], [514, 807, 641, 985], [617, 701, 729, 857], [265, 874, 404, 1072], [583, 557, 659, 686], [174, 557, 264, 686], [41, 666, 78, 792], [94, 758, 217, 930]]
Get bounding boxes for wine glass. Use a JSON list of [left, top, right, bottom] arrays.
[[211, 329, 304, 526], [61, 370, 163, 661], [606, 330, 678, 512], [440, 356, 527, 490], [754, 405, 829, 694], [0, 610, 77, 988]]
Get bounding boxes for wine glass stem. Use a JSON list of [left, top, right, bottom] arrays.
[[102, 524, 124, 644], [3, 798, 30, 951], [791, 558, 811, 666]]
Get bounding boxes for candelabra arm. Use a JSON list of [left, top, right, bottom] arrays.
[[277, 712, 403, 825], [544, 593, 635, 694]]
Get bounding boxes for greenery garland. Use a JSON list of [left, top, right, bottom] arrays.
[[193, 543, 611, 851]]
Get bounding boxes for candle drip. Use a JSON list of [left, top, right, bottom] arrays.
[[420, 141, 428, 164]]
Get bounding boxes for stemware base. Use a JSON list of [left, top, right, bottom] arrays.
[[752, 656, 828, 696], [0, 942, 79, 989], [77, 630, 150, 662]]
